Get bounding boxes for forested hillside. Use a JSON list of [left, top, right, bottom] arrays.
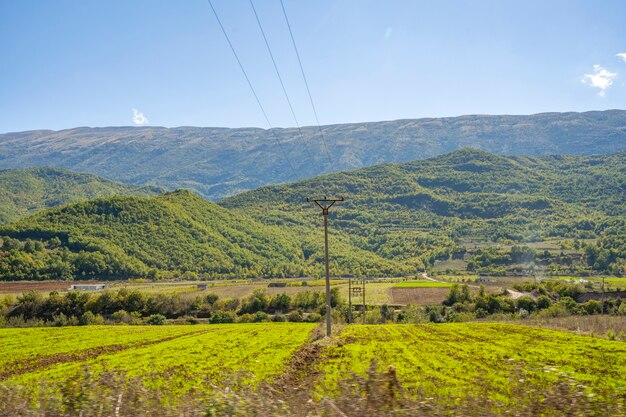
[[0, 190, 406, 280], [1, 149, 625, 281], [1, 110, 625, 200], [0, 167, 163, 224], [223, 149, 626, 276]]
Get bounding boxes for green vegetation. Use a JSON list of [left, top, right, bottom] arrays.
[[224, 149, 626, 277], [0, 286, 342, 327], [0, 190, 406, 280], [3, 323, 314, 396], [393, 280, 452, 288], [0, 167, 162, 223], [1, 149, 626, 280], [1, 322, 625, 415], [318, 323, 626, 400]]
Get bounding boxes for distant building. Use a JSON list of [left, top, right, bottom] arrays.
[[476, 278, 492, 283], [70, 284, 107, 291], [197, 283, 208, 290]]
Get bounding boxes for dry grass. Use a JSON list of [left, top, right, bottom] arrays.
[[519, 315, 626, 340]]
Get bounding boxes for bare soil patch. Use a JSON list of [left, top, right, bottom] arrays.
[[390, 287, 450, 305]]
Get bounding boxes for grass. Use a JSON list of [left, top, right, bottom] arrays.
[[3, 323, 316, 396], [2, 322, 626, 414], [394, 280, 453, 288], [0, 326, 196, 375], [516, 315, 626, 340], [317, 323, 626, 402]]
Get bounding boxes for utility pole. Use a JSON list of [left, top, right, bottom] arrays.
[[307, 197, 343, 337]]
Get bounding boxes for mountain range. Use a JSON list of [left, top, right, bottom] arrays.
[[2, 110, 626, 200]]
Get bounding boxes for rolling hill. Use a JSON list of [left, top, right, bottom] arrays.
[[0, 167, 163, 224], [0, 190, 406, 280], [1, 149, 625, 281], [1, 110, 625, 200], [222, 149, 626, 276]]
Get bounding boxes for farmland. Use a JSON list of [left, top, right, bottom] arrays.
[[0, 277, 454, 306], [2, 323, 626, 402], [318, 323, 626, 401], [2, 323, 315, 396]]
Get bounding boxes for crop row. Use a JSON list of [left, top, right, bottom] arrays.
[[317, 323, 626, 401], [6, 323, 315, 396]]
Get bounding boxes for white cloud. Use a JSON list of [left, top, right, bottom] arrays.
[[617, 53, 626, 63], [385, 27, 392, 39], [132, 108, 149, 125], [582, 64, 617, 96]]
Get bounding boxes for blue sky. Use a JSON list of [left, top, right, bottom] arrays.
[[1, 0, 625, 133]]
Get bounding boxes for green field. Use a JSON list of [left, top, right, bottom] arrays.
[[318, 323, 626, 401], [2, 322, 625, 403], [393, 280, 453, 288], [2, 323, 315, 396]]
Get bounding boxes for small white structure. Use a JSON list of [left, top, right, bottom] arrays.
[[70, 284, 107, 291]]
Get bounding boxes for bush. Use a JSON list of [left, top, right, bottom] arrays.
[[557, 296, 579, 314], [475, 307, 488, 318], [516, 296, 537, 312], [79, 311, 104, 325], [583, 300, 602, 315], [205, 293, 219, 305], [146, 314, 166, 325], [305, 313, 321, 323], [209, 311, 236, 324], [111, 310, 130, 324], [252, 311, 269, 322], [271, 314, 285, 322], [536, 295, 551, 310], [286, 311, 303, 322]]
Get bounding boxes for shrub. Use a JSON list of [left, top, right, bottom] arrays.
[[205, 293, 219, 305], [111, 310, 130, 324], [252, 311, 269, 323], [79, 311, 104, 325], [147, 314, 166, 325], [536, 295, 551, 310], [583, 300, 602, 315], [516, 296, 537, 312], [237, 313, 254, 323], [286, 311, 303, 322], [209, 311, 236, 324], [305, 313, 322, 323], [557, 296, 579, 314], [271, 314, 285, 322]]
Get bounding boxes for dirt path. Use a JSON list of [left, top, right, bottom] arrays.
[[420, 272, 438, 282], [271, 325, 340, 416], [0, 329, 208, 380]]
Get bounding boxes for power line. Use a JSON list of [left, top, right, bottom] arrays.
[[248, 0, 314, 162], [206, 0, 298, 177], [280, 0, 333, 165]]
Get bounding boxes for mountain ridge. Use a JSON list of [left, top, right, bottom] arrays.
[[2, 110, 625, 200]]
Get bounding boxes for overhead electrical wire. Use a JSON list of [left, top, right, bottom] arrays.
[[279, 0, 334, 165], [206, 0, 298, 177], [248, 0, 314, 162]]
